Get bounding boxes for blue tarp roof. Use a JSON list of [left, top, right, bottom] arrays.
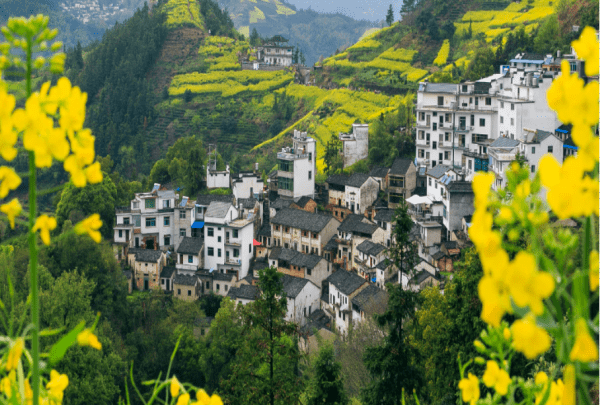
[[564, 144, 578, 150], [191, 221, 204, 229], [556, 128, 569, 133]]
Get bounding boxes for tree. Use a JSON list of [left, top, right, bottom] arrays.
[[441, 20, 456, 40], [300, 50, 306, 66], [533, 15, 560, 54], [55, 174, 117, 239], [427, 17, 440, 40], [221, 267, 303, 405], [465, 47, 495, 81], [400, 0, 415, 16], [386, 4, 394, 26], [368, 119, 398, 168], [306, 343, 348, 405], [250, 27, 261, 46], [389, 201, 418, 286], [361, 284, 422, 405], [324, 134, 343, 175]]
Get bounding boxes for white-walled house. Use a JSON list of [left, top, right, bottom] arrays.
[[344, 174, 380, 215], [203, 201, 254, 281], [227, 284, 260, 305], [519, 129, 564, 176], [175, 237, 204, 273], [339, 123, 369, 168], [268, 247, 332, 287], [231, 172, 264, 200], [324, 269, 368, 335], [281, 275, 320, 326], [207, 164, 230, 189], [277, 130, 316, 199], [354, 239, 386, 279]]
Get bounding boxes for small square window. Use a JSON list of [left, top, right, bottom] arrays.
[[208, 247, 214, 256], [188, 255, 193, 263], [164, 217, 170, 226], [531, 165, 536, 173], [548, 145, 553, 153], [208, 228, 214, 237]]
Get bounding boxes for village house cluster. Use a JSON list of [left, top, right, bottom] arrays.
[[112, 46, 594, 343]]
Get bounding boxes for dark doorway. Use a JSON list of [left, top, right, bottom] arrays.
[[146, 239, 155, 250]]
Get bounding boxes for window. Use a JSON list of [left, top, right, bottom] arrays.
[[164, 235, 170, 246], [511, 103, 515, 111], [145, 199, 155, 209], [428, 178, 432, 186], [435, 182, 438, 189], [145, 217, 156, 227], [164, 217, 170, 226], [233, 229, 238, 238], [485, 97, 492, 105], [479, 118, 485, 127], [444, 151, 450, 160], [132, 202, 139, 209], [531, 146, 536, 154], [437, 96, 444, 106], [510, 118, 514, 125], [119, 230, 123, 238], [470, 115, 475, 126], [308, 171, 312, 180], [468, 160, 472, 169], [445, 133, 450, 141], [188, 255, 193, 263], [208, 247, 214, 256], [163, 200, 170, 208], [180, 228, 186, 237], [178, 289, 181, 295], [218, 249, 221, 257], [249, 244, 252, 253], [462, 85, 468, 92], [225, 285, 228, 291], [208, 227, 214, 237], [418, 149, 424, 158], [307, 268, 312, 276], [500, 116, 504, 124], [531, 165, 536, 173], [433, 123, 437, 130], [500, 101, 504, 108], [432, 141, 437, 150], [234, 249, 239, 257], [123, 217, 130, 225], [179, 211, 186, 219], [188, 290, 191, 296], [206, 281, 209, 289], [218, 236, 222, 242], [216, 284, 220, 291], [548, 145, 553, 153]]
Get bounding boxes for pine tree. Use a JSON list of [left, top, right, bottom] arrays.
[[386, 4, 394, 26], [306, 344, 349, 405]]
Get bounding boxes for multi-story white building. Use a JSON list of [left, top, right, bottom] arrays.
[[277, 130, 316, 199], [257, 43, 293, 66], [203, 201, 254, 281], [339, 123, 369, 168], [324, 269, 368, 335]]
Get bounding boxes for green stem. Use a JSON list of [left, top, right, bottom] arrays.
[[25, 34, 40, 405]]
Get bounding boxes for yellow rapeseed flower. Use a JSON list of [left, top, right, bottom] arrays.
[[503, 328, 511, 340], [590, 251, 599, 291], [32, 215, 57, 245], [534, 374, 564, 405], [506, 251, 555, 315], [46, 370, 69, 404], [458, 373, 480, 405], [1, 198, 22, 229], [5, 337, 24, 371], [194, 389, 223, 405], [562, 365, 575, 405], [170, 377, 181, 398], [75, 214, 102, 243], [511, 313, 551, 359], [0, 166, 21, 198], [177, 393, 191, 405], [472, 172, 495, 209], [0, 85, 18, 161], [571, 26, 599, 76], [77, 329, 102, 350], [482, 361, 511, 395], [569, 318, 598, 362]]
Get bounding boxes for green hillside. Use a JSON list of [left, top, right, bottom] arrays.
[[215, 0, 376, 65]]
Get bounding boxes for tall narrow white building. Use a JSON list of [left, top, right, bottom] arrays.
[[277, 130, 316, 199]]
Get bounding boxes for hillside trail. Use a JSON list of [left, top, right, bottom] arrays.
[[187, 0, 194, 21]]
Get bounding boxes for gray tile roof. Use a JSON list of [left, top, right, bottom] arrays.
[[133, 249, 163, 263], [346, 173, 371, 188], [271, 208, 335, 233], [174, 274, 197, 286], [423, 83, 458, 94], [213, 272, 234, 281], [290, 252, 322, 270], [205, 201, 232, 218], [123, 270, 133, 279], [160, 266, 176, 279], [281, 275, 311, 299], [251, 257, 270, 272], [431, 251, 446, 260], [326, 174, 349, 187], [369, 166, 389, 178], [177, 237, 203, 255], [238, 198, 258, 209], [390, 158, 413, 175], [258, 224, 271, 237], [269, 247, 297, 262], [324, 236, 338, 251], [196, 194, 234, 207], [356, 240, 386, 256], [294, 196, 313, 208], [300, 309, 331, 336], [447, 181, 473, 193], [412, 269, 440, 285], [426, 165, 452, 179], [351, 284, 387, 313], [490, 138, 520, 148], [374, 208, 394, 223], [534, 130, 553, 143], [376, 259, 391, 270], [337, 214, 379, 235], [271, 198, 294, 211], [228, 284, 260, 300], [326, 270, 367, 295]]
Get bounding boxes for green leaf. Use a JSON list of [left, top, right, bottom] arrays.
[[48, 321, 86, 365]]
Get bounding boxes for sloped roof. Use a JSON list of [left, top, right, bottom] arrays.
[[213, 272, 234, 281], [205, 201, 232, 218], [324, 236, 338, 251], [251, 257, 270, 273], [326, 174, 349, 187], [390, 158, 413, 175], [269, 247, 297, 262], [374, 208, 394, 223], [534, 130, 553, 143], [282, 275, 311, 299], [258, 224, 271, 237], [160, 266, 176, 279], [447, 181, 473, 193], [290, 252, 322, 270], [326, 269, 367, 295], [177, 237, 203, 255], [271, 208, 335, 233], [337, 214, 379, 235], [300, 309, 331, 336], [490, 138, 520, 148], [346, 173, 371, 188], [412, 269, 440, 285], [369, 166, 390, 178], [228, 284, 260, 300], [174, 274, 197, 286], [356, 240, 386, 256], [271, 198, 294, 211], [426, 165, 452, 179], [351, 284, 387, 313], [422, 83, 458, 94], [196, 194, 234, 207], [294, 196, 313, 208], [133, 249, 163, 263]]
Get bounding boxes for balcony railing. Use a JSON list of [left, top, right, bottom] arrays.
[[277, 152, 309, 160], [454, 126, 473, 132], [224, 259, 242, 266], [225, 238, 241, 247]]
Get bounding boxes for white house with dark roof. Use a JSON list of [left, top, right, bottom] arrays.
[[128, 248, 165, 291], [203, 201, 254, 280], [409, 260, 442, 292], [176, 237, 204, 273], [488, 137, 521, 190], [351, 284, 388, 324], [173, 273, 199, 301], [336, 214, 385, 271], [268, 247, 331, 287], [355, 240, 387, 279], [197, 270, 235, 296], [231, 171, 264, 200], [373, 208, 395, 248], [160, 266, 176, 292], [519, 129, 564, 176], [344, 173, 380, 215], [270, 208, 340, 256], [324, 269, 369, 335], [369, 166, 390, 190], [442, 181, 475, 239], [388, 158, 417, 209], [281, 274, 320, 326], [227, 284, 260, 305]]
